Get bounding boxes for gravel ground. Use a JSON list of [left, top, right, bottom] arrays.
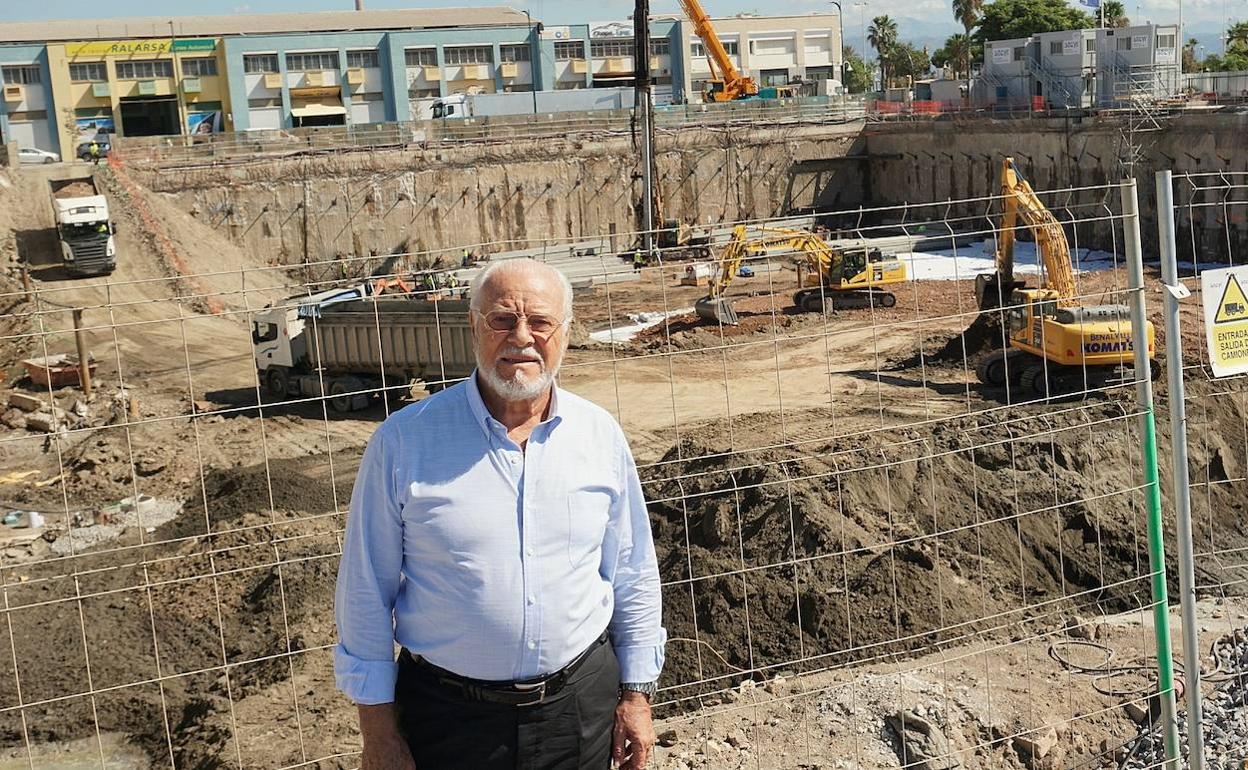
[[1126, 626, 1248, 770]]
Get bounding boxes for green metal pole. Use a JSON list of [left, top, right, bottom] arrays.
[[1121, 178, 1180, 769]]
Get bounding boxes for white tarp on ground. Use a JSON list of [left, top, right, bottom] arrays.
[[896, 239, 1120, 281]]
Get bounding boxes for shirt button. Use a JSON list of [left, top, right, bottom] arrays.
[[527, 640, 536, 650], [526, 595, 536, 605], [525, 547, 534, 557]]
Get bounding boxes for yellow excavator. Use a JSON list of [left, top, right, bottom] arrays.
[[694, 225, 908, 324], [974, 157, 1157, 395], [679, 0, 795, 101]]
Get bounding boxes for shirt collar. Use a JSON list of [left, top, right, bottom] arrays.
[[465, 370, 563, 441]]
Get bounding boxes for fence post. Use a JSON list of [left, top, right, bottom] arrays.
[[1155, 169, 1207, 770], [1122, 176, 1181, 770]]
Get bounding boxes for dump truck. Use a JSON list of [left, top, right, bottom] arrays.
[[49, 176, 117, 276], [251, 285, 475, 412], [430, 87, 636, 119]]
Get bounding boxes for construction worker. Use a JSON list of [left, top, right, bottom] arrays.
[[96, 222, 109, 234], [633, 249, 645, 272], [88, 141, 100, 166], [461, 249, 471, 268]]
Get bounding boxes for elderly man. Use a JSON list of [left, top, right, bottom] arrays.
[[335, 258, 666, 770]]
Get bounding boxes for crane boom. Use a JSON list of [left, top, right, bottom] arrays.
[[679, 0, 759, 100]]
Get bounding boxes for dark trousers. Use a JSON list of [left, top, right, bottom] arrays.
[[396, 640, 621, 770]]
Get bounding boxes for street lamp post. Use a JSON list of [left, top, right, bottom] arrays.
[[853, 1, 869, 90], [829, 1, 846, 90], [523, 9, 539, 113]]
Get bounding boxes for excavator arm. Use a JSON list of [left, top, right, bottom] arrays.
[[679, 0, 758, 101], [977, 157, 1077, 310]]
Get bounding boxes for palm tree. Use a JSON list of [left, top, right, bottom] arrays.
[[1228, 21, 1248, 49], [948, 0, 978, 76], [867, 15, 899, 87], [943, 33, 972, 79], [1101, 0, 1129, 28]]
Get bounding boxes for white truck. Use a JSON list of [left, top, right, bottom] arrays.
[[252, 284, 475, 412], [48, 176, 117, 276], [430, 87, 636, 119]]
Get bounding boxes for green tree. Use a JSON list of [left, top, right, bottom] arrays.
[[1182, 38, 1199, 71], [975, 0, 1094, 43], [933, 33, 975, 78], [842, 46, 875, 93], [1101, 0, 1129, 27], [1228, 21, 1248, 49], [952, 0, 983, 67], [885, 42, 932, 84], [868, 15, 899, 85]]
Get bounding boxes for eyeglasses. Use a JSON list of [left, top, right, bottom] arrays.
[[474, 310, 568, 338]]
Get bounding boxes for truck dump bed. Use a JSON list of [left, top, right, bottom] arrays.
[[305, 297, 475, 383], [49, 177, 99, 199]]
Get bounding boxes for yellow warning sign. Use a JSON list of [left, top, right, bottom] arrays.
[[1214, 274, 1248, 323], [1201, 267, 1248, 377]]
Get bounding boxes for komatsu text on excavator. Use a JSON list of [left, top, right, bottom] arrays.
[[974, 157, 1157, 396], [695, 225, 908, 324]]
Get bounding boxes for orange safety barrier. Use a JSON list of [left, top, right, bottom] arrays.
[[1031, 96, 1046, 111]]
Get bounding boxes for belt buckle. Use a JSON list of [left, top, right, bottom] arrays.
[[512, 680, 547, 707]]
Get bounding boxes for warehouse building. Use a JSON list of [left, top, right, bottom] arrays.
[[1, 6, 842, 156]]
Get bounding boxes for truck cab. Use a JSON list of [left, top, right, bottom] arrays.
[[54, 195, 117, 276], [431, 94, 469, 119]]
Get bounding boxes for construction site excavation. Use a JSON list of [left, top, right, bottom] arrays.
[[1, 3, 1248, 769]]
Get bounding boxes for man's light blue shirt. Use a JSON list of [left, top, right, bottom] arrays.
[[334, 373, 667, 705]]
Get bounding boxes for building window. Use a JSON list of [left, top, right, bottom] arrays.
[[181, 57, 218, 77], [443, 46, 492, 65], [409, 85, 439, 98], [69, 62, 108, 82], [248, 97, 280, 107], [650, 39, 670, 56], [1013, 46, 1026, 61], [1086, 39, 1095, 52], [1117, 37, 1132, 51], [1049, 41, 1063, 55], [690, 40, 738, 57], [500, 44, 531, 62], [115, 60, 173, 79], [243, 54, 279, 74], [405, 48, 437, 67], [286, 51, 339, 71], [1, 65, 41, 85], [591, 39, 634, 58], [347, 50, 380, 69], [554, 41, 585, 60], [1156, 34, 1176, 49]]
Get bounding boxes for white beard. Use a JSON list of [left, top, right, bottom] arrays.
[[476, 345, 559, 401]]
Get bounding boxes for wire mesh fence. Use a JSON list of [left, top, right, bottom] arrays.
[[1153, 169, 1248, 770], [0, 160, 1234, 770]]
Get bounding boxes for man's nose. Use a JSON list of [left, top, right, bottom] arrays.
[[506, 318, 536, 347]]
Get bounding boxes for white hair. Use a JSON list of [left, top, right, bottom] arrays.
[[468, 258, 574, 320]]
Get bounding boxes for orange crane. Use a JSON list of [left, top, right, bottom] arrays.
[[679, 0, 765, 102]]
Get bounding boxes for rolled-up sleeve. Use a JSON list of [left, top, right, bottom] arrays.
[[334, 428, 405, 705], [607, 432, 667, 684]]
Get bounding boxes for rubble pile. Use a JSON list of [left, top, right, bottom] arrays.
[[1126, 626, 1248, 770]]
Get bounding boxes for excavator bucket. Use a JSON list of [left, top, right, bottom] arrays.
[[695, 296, 740, 325], [975, 272, 1026, 312]]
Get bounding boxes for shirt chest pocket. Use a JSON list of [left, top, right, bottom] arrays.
[[566, 489, 612, 569]]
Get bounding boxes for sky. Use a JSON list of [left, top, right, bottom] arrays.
[[0, 0, 1239, 54]]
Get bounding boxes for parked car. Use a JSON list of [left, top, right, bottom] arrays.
[[17, 147, 59, 165], [76, 140, 111, 162]]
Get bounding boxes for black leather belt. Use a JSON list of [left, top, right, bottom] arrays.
[[404, 632, 609, 707]]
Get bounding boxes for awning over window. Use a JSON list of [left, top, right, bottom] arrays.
[[290, 103, 348, 118]]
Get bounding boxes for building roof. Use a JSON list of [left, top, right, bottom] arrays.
[[0, 6, 529, 44]]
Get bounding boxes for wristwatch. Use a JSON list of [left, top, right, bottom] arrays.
[[620, 682, 658, 700]]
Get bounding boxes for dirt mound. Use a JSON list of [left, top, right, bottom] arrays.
[[165, 459, 341, 541], [0, 459, 343, 764], [643, 397, 1248, 705]]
